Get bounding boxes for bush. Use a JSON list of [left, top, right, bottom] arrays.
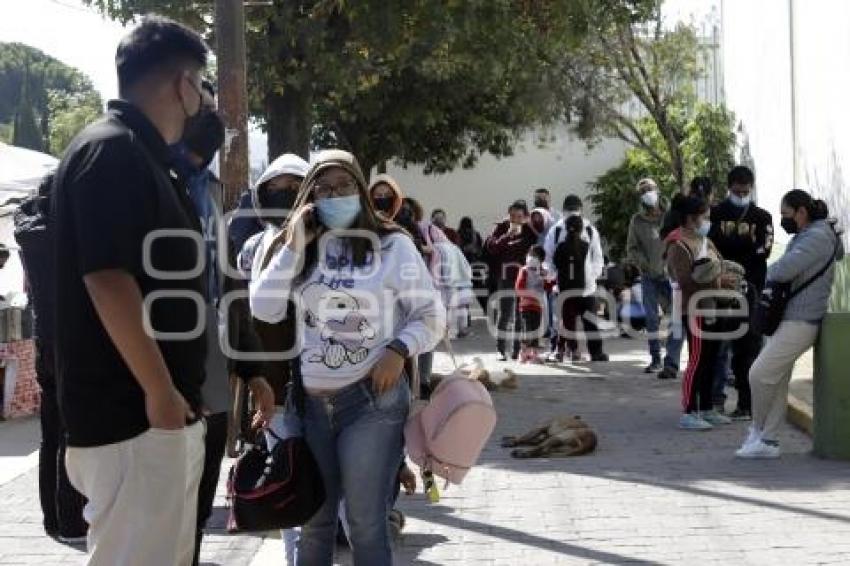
[[589, 102, 736, 261]]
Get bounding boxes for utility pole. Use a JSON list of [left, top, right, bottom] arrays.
[[215, 0, 250, 208]]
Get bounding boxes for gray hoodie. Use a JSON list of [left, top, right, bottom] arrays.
[[626, 210, 666, 279], [768, 219, 845, 322]]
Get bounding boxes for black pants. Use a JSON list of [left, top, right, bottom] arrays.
[[193, 411, 228, 566], [495, 279, 521, 356], [682, 316, 724, 413], [730, 325, 762, 413], [37, 377, 87, 538], [558, 295, 605, 357], [520, 310, 543, 348]]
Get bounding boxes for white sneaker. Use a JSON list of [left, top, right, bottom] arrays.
[[735, 439, 780, 459], [741, 425, 761, 448]]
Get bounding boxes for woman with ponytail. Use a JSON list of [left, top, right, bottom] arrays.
[[736, 190, 845, 459]]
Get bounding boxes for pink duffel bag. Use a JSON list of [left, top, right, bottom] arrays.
[[404, 358, 498, 485]]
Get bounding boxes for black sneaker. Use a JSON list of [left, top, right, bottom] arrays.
[[728, 408, 752, 421], [644, 358, 663, 373], [657, 366, 678, 380], [497, 348, 507, 362], [591, 353, 609, 362]]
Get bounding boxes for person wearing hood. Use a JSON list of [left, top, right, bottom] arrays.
[[235, 153, 310, 280], [626, 178, 684, 379], [169, 79, 275, 566], [369, 173, 404, 221], [250, 150, 444, 566], [534, 187, 562, 224], [736, 190, 844, 459]]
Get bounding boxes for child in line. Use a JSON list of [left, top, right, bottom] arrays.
[[515, 245, 555, 363]]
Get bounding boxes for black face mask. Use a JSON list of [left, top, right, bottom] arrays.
[[183, 109, 226, 169], [373, 196, 394, 214], [261, 188, 297, 214], [781, 216, 799, 235], [534, 198, 548, 209]]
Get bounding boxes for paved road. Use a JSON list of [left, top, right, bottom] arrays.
[[2, 322, 849, 565]]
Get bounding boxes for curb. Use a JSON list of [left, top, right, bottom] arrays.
[[787, 394, 813, 436]]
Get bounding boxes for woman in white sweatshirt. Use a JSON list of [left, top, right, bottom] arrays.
[[250, 150, 444, 566]]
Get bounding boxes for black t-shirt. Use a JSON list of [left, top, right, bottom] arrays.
[[52, 100, 207, 447], [709, 199, 774, 291]]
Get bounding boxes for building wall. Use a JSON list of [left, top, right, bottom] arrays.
[[722, 0, 850, 311], [382, 127, 627, 233]]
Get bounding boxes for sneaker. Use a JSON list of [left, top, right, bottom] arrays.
[[548, 351, 565, 363], [740, 425, 761, 448], [679, 413, 713, 431], [497, 348, 507, 362], [713, 403, 727, 415], [590, 353, 610, 362], [735, 439, 780, 459], [728, 408, 752, 421], [644, 358, 663, 373], [702, 410, 732, 426], [657, 366, 678, 380]]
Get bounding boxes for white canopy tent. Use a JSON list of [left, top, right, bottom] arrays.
[[0, 142, 58, 298]]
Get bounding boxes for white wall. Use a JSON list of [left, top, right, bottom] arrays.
[[383, 127, 627, 233], [722, 0, 794, 231]]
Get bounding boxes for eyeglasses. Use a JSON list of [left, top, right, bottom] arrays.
[[311, 180, 359, 199]]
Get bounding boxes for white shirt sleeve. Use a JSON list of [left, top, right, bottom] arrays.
[[389, 235, 447, 356], [587, 223, 605, 281], [249, 243, 302, 323], [543, 221, 559, 273]]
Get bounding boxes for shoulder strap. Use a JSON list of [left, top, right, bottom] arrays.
[[788, 233, 840, 299], [554, 226, 562, 245]]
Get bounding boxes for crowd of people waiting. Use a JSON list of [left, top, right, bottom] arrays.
[[15, 14, 846, 566]]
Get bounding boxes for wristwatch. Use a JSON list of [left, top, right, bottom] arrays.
[[386, 339, 410, 359]]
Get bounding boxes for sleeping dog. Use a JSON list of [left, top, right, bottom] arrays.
[[501, 416, 597, 458]]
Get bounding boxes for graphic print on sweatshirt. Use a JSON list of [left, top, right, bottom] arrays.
[[302, 274, 377, 370]]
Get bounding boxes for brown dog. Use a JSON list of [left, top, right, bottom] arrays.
[[501, 416, 597, 458]]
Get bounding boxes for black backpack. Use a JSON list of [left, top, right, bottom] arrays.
[[552, 224, 591, 291], [13, 171, 56, 377]]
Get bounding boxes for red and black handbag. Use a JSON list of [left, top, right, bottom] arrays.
[[226, 427, 325, 532]]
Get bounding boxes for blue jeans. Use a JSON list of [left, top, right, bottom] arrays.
[[641, 277, 683, 369], [298, 377, 409, 566]]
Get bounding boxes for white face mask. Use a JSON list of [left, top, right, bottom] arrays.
[[641, 190, 659, 208], [526, 256, 541, 269], [696, 219, 712, 237], [729, 193, 751, 207]]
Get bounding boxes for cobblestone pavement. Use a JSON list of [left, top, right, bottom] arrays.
[[2, 322, 850, 565]]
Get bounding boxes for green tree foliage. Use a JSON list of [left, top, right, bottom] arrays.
[[12, 75, 44, 151], [0, 42, 103, 155], [589, 102, 736, 261], [85, 0, 656, 174], [48, 90, 105, 155], [562, 1, 706, 190]]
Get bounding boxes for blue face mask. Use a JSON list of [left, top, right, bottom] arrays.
[[696, 219, 712, 237], [729, 193, 751, 208], [316, 195, 362, 229]]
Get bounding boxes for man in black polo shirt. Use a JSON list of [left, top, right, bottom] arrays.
[[53, 17, 214, 565]]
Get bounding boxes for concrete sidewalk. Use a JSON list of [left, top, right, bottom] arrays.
[[2, 324, 850, 565]]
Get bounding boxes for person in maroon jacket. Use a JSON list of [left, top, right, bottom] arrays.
[[485, 200, 537, 360]]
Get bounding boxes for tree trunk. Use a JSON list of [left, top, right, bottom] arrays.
[[266, 85, 311, 161]]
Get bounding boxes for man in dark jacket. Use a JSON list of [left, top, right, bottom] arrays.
[[485, 200, 537, 360], [709, 165, 773, 420]]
